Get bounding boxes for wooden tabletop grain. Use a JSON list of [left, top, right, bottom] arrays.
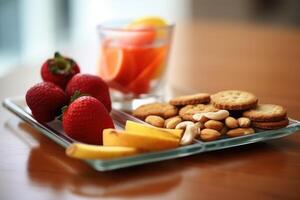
[[1, 21, 300, 200]]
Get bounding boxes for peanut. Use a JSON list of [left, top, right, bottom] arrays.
[[226, 128, 255, 138], [237, 117, 251, 128], [204, 120, 224, 131], [145, 115, 165, 128], [165, 116, 182, 129], [225, 117, 239, 129], [200, 128, 221, 142]]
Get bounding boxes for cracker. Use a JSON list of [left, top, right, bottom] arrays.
[[243, 104, 287, 122], [132, 103, 178, 120], [179, 103, 219, 121], [211, 90, 258, 110], [169, 93, 210, 106], [252, 118, 289, 130]]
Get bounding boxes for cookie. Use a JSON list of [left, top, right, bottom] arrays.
[[211, 90, 258, 110], [251, 118, 289, 130], [179, 103, 219, 121], [132, 103, 178, 120], [169, 93, 210, 106], [242, 104, 287, 122]]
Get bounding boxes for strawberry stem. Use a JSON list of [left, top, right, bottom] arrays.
[[54, 52, 63, 59], [56, 105, 68, 121], [70, 91, 82, 103], [58, 91, 90, 121], [49, 52, 72, 74], [61, 105, 68, 113], [70, 90, 90, 103]]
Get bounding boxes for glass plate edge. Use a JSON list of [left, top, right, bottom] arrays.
[[3, 97, 300, 171]]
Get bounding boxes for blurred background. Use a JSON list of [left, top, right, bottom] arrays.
[[1, 0, 300, 77]]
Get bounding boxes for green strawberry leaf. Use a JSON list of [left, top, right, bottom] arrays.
[[70, 90, 90, 103], [49, 52, 72, 75]]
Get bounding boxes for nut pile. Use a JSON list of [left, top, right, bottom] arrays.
[[132, 90, 289, 145], [191, 110, 254, 142]]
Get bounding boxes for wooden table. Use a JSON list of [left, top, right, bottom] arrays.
[[1, 21, 300, 200]]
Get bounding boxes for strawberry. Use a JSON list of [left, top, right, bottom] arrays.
[[62, 96, 114, 145], [41, 52, 80, 89], [66, 74, 112, 112], [26, 82, 68, 122]]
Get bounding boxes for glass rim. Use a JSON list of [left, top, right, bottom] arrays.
[[96, 19, 175, 32]]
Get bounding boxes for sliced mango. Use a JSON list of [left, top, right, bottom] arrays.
[[66, 143, 139, 160], [103, 129, 179, 151], [125, 120, 183, 139]]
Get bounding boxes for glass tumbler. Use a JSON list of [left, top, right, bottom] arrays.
[[97, 19, 174, 109]]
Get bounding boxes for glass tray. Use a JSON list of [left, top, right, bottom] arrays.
[[3, 97, 300, 171]]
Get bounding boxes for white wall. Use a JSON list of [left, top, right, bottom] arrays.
[[0, 0, 192, 76], [69, 0, 192, 44]]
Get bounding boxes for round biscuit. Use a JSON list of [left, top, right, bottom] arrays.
[[179, 103, 219, 121], [132, 103, 178, 120], [211, 90, 258, 110], [251, 118, 289, 130], [169, 93, 210, 106], [243, 104, 287, 122]]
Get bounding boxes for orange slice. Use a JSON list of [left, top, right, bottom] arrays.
[[128, 16, 167, 28], [151, 45, 168, 79], [119, 25, 156, 46], [101, 48, 131, 83], [126, 46, 157, 76], [99, 46, 135, 92], [126, 50, 166, 94], [101, 47, 124, 80], [127, 16, 168, 39]]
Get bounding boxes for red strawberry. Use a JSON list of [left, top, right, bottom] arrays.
[[26, 82, 68, 122], [66, 74, 112, 112], [41, 52, 80, 89], [62, 96, 114, 145]]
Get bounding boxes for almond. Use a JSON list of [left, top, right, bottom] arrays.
[[220, 126, 228, 135], [225, 117, 239, 129], [200, 128, 221, 142], [237, 117, 251, 128], [165, 116, 182, 129], [204, 120, 224, 131], [145, 115, 165, 128], [226, 128, 255, 137]]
